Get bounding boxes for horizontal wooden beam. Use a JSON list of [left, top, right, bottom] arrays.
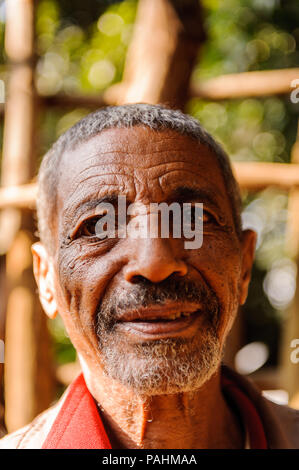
[[233, 162, 299, 190], [190, 68, 299, 100], [1, 162, 299, 209], [0, 68, 296, 118], [45, 68, 299, 108], [49, 68, 299, 108], [41, 93, 107, 109], [0, 183, 37, 209], [104, 0, 205, 109]]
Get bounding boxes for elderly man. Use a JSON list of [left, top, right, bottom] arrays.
[[1, 104, 298, 449]]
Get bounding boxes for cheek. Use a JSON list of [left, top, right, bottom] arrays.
[[186, 235, 242, 339], [54, 243, 127, 350]]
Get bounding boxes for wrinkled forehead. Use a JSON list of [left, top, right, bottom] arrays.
[[56, 126, 231, 212]]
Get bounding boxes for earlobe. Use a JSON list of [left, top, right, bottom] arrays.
[[239, 229, 257, 305], [31, 242, 58, 319]]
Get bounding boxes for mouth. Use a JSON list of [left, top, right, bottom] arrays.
[[115, 304, 203, 339]]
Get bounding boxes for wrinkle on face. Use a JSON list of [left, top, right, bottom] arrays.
[[37, 125, 257, 449], [52, 126, 242, 392]]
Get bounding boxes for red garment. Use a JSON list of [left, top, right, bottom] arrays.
[[221, 373, 267, 449], [43, 371, 267, 449], [43, 374, 111, 449]]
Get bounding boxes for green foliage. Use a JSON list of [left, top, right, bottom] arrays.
[[188, 97, 294, 163], [198, 0, 299, 77], [189, 0, 299, 166], [48, 315, 76, 365], [36, 0, 137, 96]]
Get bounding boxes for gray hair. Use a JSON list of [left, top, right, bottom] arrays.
[[37, 103, 242, 252]]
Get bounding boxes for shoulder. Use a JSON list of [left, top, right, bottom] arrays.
[[0, 397, 65, 449], [221, 364, 299, 448], [265, 399, 299, 448]]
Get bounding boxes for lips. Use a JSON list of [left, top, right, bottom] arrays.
[[115, 303, 202, 339]]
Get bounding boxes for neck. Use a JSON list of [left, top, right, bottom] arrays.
[[82, 363, 244, 449]]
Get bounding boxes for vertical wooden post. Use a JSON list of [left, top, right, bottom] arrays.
[[105, 0, 205, 108], [281, 121, 299, 408], [0, 255, 6, 436], [1, 0, 54, 432]]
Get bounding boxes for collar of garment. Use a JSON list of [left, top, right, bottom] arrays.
[[42, 368, 267, 449]]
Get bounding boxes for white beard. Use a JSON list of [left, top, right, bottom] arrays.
[[98, 327, 222, 396]]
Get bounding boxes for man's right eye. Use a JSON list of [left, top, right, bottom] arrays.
[[77, 216, 105, 238]]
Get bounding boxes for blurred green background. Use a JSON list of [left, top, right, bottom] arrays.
[[0, 0, 299, 372]]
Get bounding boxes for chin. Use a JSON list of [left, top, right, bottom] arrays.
[[99, 331, 223, 396]]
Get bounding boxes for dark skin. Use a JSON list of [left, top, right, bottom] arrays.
[[32, 126, 256, 449]]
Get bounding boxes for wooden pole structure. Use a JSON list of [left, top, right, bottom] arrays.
[[0, 254, 6, 436], [2, 161, 299, 211], [0, 66, 295, 116], [104, 0, 205, 108], [1, 0, 54, 432], [190, 68, 299, 100], [49, 66, 299, 106], [0, 183, 38, 210], [232, 162, 299, 190], [281, 121, 299, 409]]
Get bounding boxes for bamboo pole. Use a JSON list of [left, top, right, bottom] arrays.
[[0, 65, 295, 117], [1, 0, 54, 433], [0, 254, 6, 436], [190, 68, 299, 100], [0, 183, 37, 209], [1, 161, 299, 211], [104, 0, 205, 108], [232, 162, 299, 190], [47, 66, 299, 106], [281, 121, 299, 409]]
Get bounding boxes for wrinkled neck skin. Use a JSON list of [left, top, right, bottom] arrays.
[[80, 358, 243, 449]]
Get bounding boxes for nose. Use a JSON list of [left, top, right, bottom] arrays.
[[124, 238, 188, 284]]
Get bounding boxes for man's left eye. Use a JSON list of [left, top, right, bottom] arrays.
[[183, 207, 216, 226], [202, 210, 215, 224]]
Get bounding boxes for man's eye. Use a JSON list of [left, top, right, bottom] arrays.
[[80, 216, 102, 237], [202, 210, 215, 224], [183, 207, 216, 227], [76, 211, 117, 240]]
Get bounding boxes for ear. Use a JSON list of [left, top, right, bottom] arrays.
[[31, 242, 58, 319], [239, 229, 257, 305]]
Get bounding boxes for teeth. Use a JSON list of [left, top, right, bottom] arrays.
[[168, 311, 193, 320], [182, 311, 192, 317], [143, 311, 195, 321]]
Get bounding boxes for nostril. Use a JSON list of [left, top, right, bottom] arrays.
[[130, 274, 148, 284], [175, 261, 188, 277], [174, 269, 185, 277], [129, 270, 186, 286]]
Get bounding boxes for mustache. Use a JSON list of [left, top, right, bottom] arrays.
[[96, 276, 220, 332]]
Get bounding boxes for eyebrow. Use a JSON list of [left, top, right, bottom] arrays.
[[66, 186, 222, 222], [67, 193, 121, 220], [167, 186, 222, 213]]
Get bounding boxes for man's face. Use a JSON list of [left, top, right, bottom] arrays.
[[34, 126, 255, 395]]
